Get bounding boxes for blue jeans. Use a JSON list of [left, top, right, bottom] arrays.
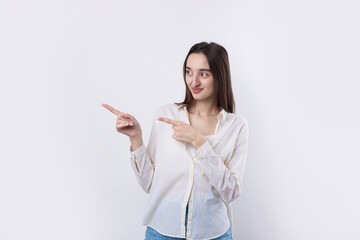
[[145, 204, 233, 240]]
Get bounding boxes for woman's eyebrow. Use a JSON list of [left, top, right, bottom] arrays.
[[186, 66, 211, 72]]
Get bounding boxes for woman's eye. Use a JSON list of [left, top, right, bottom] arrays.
[[201, 73, 208, 77], [186, 70, 192, 75]]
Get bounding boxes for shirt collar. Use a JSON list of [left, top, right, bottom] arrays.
[[177, 104, 227, 121]]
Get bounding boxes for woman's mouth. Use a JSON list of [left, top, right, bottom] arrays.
[[192, 88, 203, 94]]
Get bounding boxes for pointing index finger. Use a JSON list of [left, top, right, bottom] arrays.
[[157, 117, 177, 125], [101, 103, 124, 116]]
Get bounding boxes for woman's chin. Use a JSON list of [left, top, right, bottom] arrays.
[[192, 96, 205, 101], [191, 92, 204, 98], [192, 94, 200, 99]]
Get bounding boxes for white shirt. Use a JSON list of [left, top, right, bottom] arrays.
[[129, 103, 249, 240]]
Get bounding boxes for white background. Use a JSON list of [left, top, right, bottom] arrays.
[[1, 0, 359, 239]]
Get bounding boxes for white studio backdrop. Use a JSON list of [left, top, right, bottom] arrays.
[[0, 0, 359, 239]]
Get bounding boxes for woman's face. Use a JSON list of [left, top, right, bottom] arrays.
[[185, 53, 216, 102]]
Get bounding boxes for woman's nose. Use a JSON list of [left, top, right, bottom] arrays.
[[194, 75, 200, 86]]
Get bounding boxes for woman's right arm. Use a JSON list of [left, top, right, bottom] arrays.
[[128, 110, 158, 193], [101, 103, 156, 193]]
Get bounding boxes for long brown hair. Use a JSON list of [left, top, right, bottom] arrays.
[[175, 41, 235, 113]]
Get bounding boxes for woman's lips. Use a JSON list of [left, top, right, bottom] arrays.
[[192, 88, 203, 93]]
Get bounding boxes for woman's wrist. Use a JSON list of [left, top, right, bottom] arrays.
[[193, 133, 207, 150], [129, 135, 143, 152]]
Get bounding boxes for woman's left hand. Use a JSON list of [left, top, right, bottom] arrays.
[[157, 117, 207, 150]]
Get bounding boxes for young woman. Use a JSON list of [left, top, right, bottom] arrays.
[[102, 41, 249, 240]]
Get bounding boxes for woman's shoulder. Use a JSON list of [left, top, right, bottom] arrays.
[[153, 103, 182, 115], [226, 111, 249, 129], [156, 103, 185, 110]]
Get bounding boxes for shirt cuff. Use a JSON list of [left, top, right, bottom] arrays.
[[193, 140, 212, 164], [130, 142, 146, 160]]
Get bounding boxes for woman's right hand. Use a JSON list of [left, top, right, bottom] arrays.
[[101, 103, 142, 139]]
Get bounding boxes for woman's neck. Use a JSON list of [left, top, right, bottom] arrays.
[[188, 100, 220, 117]]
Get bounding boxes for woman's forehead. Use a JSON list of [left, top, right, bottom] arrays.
[[186, 53, 209, 69]]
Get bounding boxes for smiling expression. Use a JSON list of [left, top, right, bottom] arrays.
[[185, 53, 217, 101]]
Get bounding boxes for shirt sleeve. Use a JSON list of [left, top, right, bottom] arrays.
[[193, 119, 249, 203], [129, 109, 158, 194]]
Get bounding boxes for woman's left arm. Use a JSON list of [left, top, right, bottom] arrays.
[[193, 120, 249, 204]]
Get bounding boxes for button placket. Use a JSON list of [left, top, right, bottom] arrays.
[[182, 150, 195, 237], [187, 192, 193, 237]]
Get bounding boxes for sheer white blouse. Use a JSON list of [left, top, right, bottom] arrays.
[[129, 103, 249, 240]]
